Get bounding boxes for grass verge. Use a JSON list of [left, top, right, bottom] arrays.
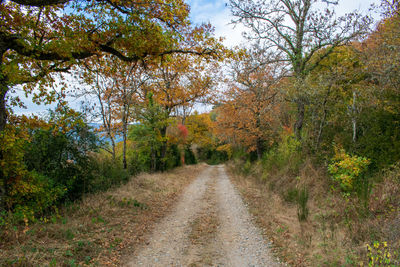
[[228, 160, 400, 266], [0, 164, 206, 266]]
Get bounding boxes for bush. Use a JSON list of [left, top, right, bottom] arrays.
[[297, 186, 309, 222], [164, 144, 181, 170], [88, 156, 130, 193], [366, 241, 399, 266], [127, 148, 151, 175], [241, 160, 252, 176], [262, 132, 302, 174], [184, 147, 197, 165], [196, 146, 228, 165], [24, 123, 99, 201], [0, 109, 104, 223], [284, 187, 299, 203], [328, 147, 370, 192]]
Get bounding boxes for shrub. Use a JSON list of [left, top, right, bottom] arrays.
[[242, 160, 252, 176], [297, 186, 309, 222], [328, 147, 370, 192], [24, 122, 99, 201], [284, 187, 299, 203], [197, 146, 228, 165], [366, 241, 399, 266], [164, 144, 181, 170], [184, 147, 197, 165], [262, 132, 302, 174], [88, 157, 130, 192], [9, 171, 66, 222]]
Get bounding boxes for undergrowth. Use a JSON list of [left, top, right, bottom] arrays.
[[229, 140, 400, 266], [0, 164, 205, 266]]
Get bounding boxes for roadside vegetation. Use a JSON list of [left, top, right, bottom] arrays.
[[0, 163, 206, 266], [213, 1, 400, 265], [0, 0, 227, 265], [1, 0, 400, 266]]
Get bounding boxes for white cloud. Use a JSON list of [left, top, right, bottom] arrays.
[[187, 0, 247, 47], [187, 0, 381, 48]]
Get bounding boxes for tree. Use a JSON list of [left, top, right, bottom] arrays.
[[382, 0, 400, 16], [80, 55, 147, 168], [186, 112, 215, 149], [131, 93, 170, 172], [215, 49, 282, 159], [229, 0, 371, 139], [0, 0, 220, 132], [80, 56, 120, 160], [144, 52, 221, 169], [1, 0, 223, 211], [305, 45, 367, 149]]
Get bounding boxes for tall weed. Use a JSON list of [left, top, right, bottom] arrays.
[[297, 186, 309, 221]]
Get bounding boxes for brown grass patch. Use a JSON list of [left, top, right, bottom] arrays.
[[228, 160, 400, 266], [0, 164, 207, 267]]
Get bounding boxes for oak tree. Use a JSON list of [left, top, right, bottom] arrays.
[[216, 49, 282, 159], [229, 0, 371, 138]]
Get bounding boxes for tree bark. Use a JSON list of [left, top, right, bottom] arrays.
[[256, 137, 263, 160], [316, 86, 331, 149], [294, 100, 305, 140], [0, 77, 7, 133], [0, 81, 7, 213], [151, 146, 157, 172], [159, 126, 167, 171], [122, 104, 128, 170], [352, 91, 357, 143], [122, 131, 127, 169]]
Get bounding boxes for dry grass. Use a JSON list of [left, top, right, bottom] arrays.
[[228, 159, 400, 266], [0, 164, 207, 267]]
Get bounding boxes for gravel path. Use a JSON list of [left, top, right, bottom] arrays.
[[216, 165, 280, 267], [127, 165, 280, 267]]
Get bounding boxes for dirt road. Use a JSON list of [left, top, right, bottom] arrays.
[[127, 165, 281, 267]]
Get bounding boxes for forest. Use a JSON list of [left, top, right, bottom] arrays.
[[1, 0, 400, 266]]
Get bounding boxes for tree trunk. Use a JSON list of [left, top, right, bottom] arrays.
[[316, 88, 330, 149], [0, 82, 7, 133], [151, 146, 157, 172], [352, 91, 357, 143], [122, 131, 127, 170], [180, 148, 185, 166], [0, 81, 8, 213], [110, 137, 116, 161], [256, 137, 263, 160], [122, 105, 128, 170], [294, 100, 305, 140], [159, 126, 167, 171]]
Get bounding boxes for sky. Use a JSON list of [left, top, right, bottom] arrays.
[[12, 0, 381, 117], [186, 0, 381, 48]]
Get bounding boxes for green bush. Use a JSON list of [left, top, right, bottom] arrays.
[[354, 108, 400, 169], [127, 149, 151, 175], [241, 160, 252, 176], [88, 157, 130, 193], [262, 132, 302, 174], [24, 123, 99, 202], [328, 147, 370, 192], [184, 147, 197, 165], [284, 187, 299, 203], [297, 186, 309, 222], [164, 144, 181, 170]]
